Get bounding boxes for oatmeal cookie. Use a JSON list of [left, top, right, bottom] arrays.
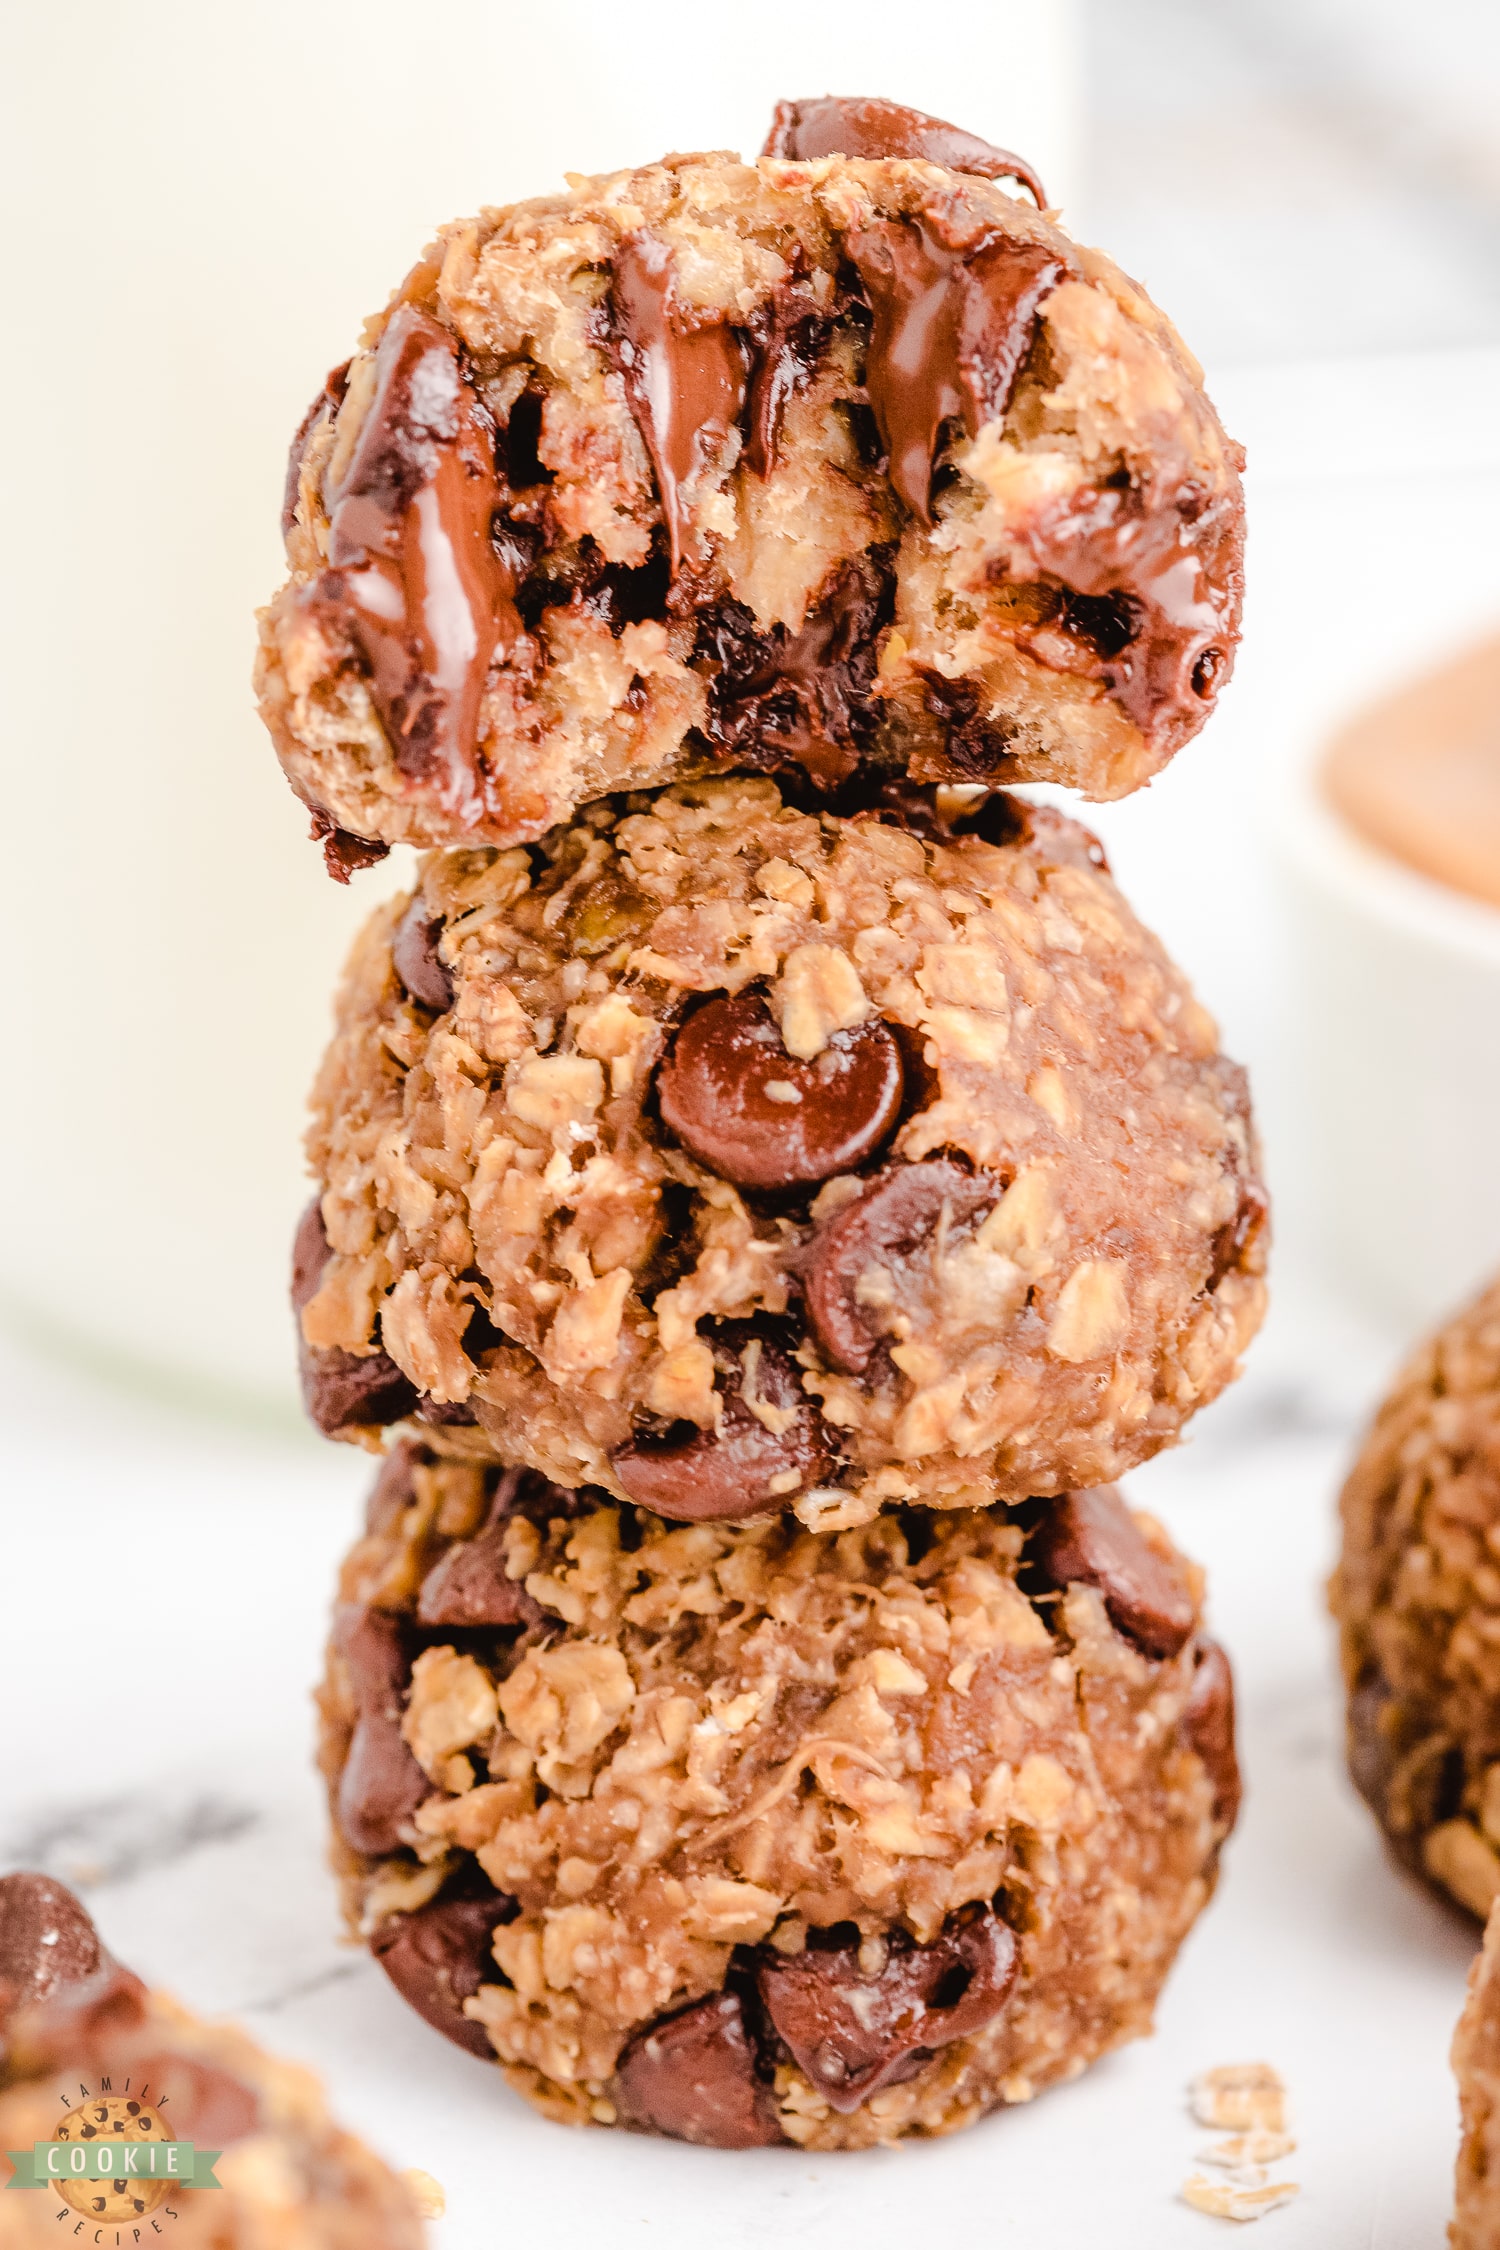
[[0, 1872, 425, 2246], [256, 98, 1243, 873], [1333, 1274, 1500, 1920], [296, 775, 1266, 1515], [318, 1446, 1238, 2148], [1454, 1896, 1500, 2248]]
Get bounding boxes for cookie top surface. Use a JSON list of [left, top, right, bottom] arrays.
[[321, 1455, 1234, 2145], [258, 101, 1243, 871], [298, 778, 1265, 1510]]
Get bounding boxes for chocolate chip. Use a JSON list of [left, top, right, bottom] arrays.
[[0, 1874, 102, 2008], [1181, 1638, 1241, 1831], [372, 1881, 516, 2059], [762, 97, 1048, 208], [656, 991, 903, 1192], [333, 1606, 432, 1856], [613, 1989, 784, 2147], [292, 1202, 418, 1437], [847, 218, 1063, 523], [1031, 1487, 1196, 1660], [307, 807, 392, 884], [131, 2056, 259, 2145], [392, 896, 455, 1011], [757, 1904, 1017, 2112], [612, 1328, 830, 1521], [1346, 1668, 1396, 1815], [802, 1157, 1000, 1376], [417, 1522, 545, 1629], [1209, 1178, 1269, 1291], [365, 1442, 422, 1534], [610, 235, 749, 579]]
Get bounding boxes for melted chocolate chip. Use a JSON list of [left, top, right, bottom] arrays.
[[758, 1904, 1017, 2112], [1009, 482, 1244, 751], [308, 808, 392, 884], [1210, 1178, 1269, 1291], [611, 235, 749, 578], [613, 1990, 784, 2148], [0, 1874, 102, 2009], [1346, 1669, 1396, 1817], [1031, 1487, 1196, 1660], [1181, 1638, 1241, 1831], [365, 1443, 422, 1534], [282, 361, 351, 540], [803, 1157, 1001, 1376], [847, 218, 1064, 523], [299, 307, 520, 821], [763, 97, 1048, 208], [613, 1327, 830, 1521], [372, 1881, 516, 2059], [292, 1201, 418, 1437], [135, 2056, 259, 2145], [333, 1605, 432, 1856], [697, 550, 895, 786], [657, 990, 903, 1191], [416, 1519, 545, 1630], [392, 894, 455, 1011], [744, 276, 829, 478]]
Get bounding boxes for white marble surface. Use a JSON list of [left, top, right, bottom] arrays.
[[6, 348, 1500, 2244]]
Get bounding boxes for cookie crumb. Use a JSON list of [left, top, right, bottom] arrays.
[[1190, 2062, 1288, 2133], [402, 2168, 446, 2219], [1182, 2173, 1300, 2223]]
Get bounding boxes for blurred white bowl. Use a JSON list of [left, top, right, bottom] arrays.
[[1277, 755, 1500, 1333]]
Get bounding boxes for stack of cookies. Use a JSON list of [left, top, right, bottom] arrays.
[[258, 97, 1266, 2150]]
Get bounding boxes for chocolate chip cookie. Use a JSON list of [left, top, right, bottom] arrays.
[[297, 776, 1266, 1513], [257, 98, 1243, 875], [0, 1873, 425, 2245], [318, 1445, 1238, 2148], [1332, 1274, 1500, 1920], [1454, 1897, 1500, 2248]]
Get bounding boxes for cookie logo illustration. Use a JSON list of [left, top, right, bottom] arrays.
[[52, 2091, 174, 2220], [5, 2075, 221, 2224]]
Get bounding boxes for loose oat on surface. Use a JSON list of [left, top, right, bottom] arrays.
[[317, 1448, 1239, 2148], [0, 1873, 424, 2248], [297, 776, 1266, 1514], [1332, 1273, 1500, 1918], [256, 103, 1243, 867]]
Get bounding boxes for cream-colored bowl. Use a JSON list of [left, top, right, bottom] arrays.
[[1278, 755, 1500, 1332]]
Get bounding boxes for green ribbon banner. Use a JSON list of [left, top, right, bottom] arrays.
[[5, 2142, 222, 2189]]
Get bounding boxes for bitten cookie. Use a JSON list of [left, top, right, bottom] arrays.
[[256, 97, 1244, 873], [0, 1873, 425, 2246], [296, 777, 1266, 1515], [1454, 1896, 1500, 2249], [1333, 1274, 1500, 1919], [318, 1446, 1239, 2149]]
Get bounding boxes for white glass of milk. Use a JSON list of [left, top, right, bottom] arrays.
[[0, 0, 1078, 1416]]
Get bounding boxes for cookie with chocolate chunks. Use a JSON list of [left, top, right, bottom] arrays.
[[300, 778, 1265, 1516], [260, 100, 1243, 860], [321, 1470, 1237, 2148], [1333, 1269, 1500, 1920], [0, 1876, 426, 2247]]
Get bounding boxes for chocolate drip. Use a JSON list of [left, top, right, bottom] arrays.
[[697, 550, 894, 786], [744, 277, 828, 478], [763, 96, 1048, 209], [847, 219, 1064, 523], [611, 234, 749, 577], [1006, 480, 1242, 750], [300, 307, 520, 821]]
